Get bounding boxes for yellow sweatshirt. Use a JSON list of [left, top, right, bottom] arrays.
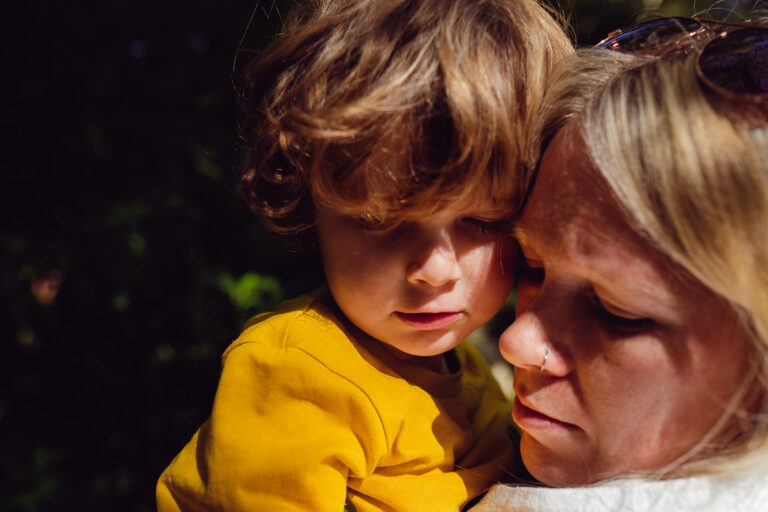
[[157, 294, 516, 512]]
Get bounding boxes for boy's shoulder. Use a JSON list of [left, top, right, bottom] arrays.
[[227, 292, 346, 354], [220, 292, 404, 413], [220, 292, 497, 400]]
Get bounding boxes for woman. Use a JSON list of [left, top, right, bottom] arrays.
[[472, 17, 768, 511]]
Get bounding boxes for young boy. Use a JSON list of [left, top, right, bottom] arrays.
[[157, 1, 571, 511]]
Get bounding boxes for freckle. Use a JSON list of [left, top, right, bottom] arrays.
[[563, 229, 595, 263]]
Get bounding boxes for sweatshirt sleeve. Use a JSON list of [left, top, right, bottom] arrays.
[[156, 340, 387, 512], [453, 344, 518, 496]]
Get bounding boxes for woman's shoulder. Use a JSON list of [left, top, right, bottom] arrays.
[[470, 473, 768, 512]]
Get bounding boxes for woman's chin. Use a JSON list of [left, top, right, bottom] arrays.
[[520, 432, 601, 487]]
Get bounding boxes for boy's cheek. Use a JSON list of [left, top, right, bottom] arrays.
[[467, 240, 516, 312], [474, 236, 519, 284]]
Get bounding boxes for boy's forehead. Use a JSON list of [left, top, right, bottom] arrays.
[[448, 188, 510, 214], [328, 192, 509, 221]]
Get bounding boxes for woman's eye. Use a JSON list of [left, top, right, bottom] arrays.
[[463, 217, 511, 235], [513, 258, 544, 312], [517, 258, 544, 284], [591, 294, 653, 333]]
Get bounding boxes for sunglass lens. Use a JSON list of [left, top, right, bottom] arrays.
[[699, 28, 768, 96], [596, 17, 701, 51]]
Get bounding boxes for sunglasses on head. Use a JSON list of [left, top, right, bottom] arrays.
[[594, 17, 768, 102]]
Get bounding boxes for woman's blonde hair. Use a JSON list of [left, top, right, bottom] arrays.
[[238, 0, 572, 234], [533, 33, 768, 476]]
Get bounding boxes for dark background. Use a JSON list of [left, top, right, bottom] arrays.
[[2, 0, 731, 510]]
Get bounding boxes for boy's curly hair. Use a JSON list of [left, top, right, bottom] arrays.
[[238, 0, 572, 234]]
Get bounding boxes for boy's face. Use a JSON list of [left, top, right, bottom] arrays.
[[315, 196, 515, 368]]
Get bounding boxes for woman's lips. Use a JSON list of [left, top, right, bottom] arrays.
[[512, 396, 576, 431], [395, 311, 462, 330]]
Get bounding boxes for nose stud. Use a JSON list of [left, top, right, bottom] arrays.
[[539, 348, 549, 372]]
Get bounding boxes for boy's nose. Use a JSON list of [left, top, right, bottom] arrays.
[[406, 241, 462, 287]]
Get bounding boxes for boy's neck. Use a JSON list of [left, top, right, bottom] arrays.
[[380, 344, 450, 374]]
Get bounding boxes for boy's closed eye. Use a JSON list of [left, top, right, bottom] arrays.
[[350, 213, 511, 236], [462, 217, 512, 236]]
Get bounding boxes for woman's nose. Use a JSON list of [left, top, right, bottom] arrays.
[[406, 235, 462, 287], [499, 305, 572, 377]]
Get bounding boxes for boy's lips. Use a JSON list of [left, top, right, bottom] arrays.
[[395, 311, 462, 330]]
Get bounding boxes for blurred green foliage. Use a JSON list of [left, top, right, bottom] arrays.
[[214, 271, 284, 317], [1, 0, 745, 510]]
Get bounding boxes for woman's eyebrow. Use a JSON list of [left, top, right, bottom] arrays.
[[511, 226, 529, 241], [512, 226, 544, 250], [510, 228, 545, 262]]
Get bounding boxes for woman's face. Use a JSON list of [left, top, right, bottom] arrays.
[[500, 129, 751, 486]]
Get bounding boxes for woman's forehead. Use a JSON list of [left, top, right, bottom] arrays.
[[520, 130, 618, 243], [520, 132, 664, 270], [520, 128, 714, 305]]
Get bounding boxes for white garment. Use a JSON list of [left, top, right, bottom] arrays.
[[470, 474, 768, 512]]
